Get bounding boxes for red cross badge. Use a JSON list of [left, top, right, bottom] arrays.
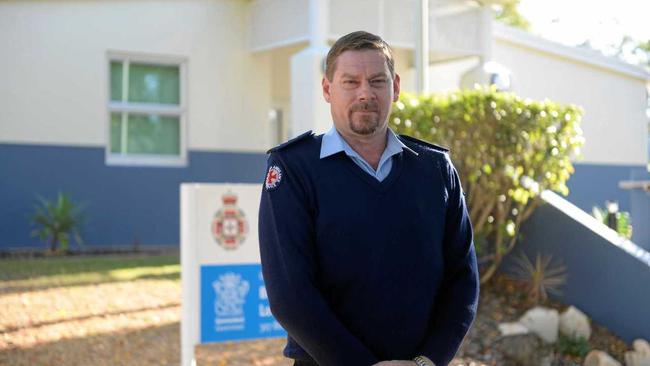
[[265, 165, 282, 190]]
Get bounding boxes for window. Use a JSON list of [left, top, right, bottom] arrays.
[[107, 53, 186, 166]]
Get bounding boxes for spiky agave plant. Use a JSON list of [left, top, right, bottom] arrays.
[[508, 251, 567, 305]]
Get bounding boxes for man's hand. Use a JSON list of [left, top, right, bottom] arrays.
[[372, 361, 417, 366]]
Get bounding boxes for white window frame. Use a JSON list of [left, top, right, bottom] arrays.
[[106, 51, 188, 167]]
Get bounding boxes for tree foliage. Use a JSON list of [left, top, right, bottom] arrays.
[[389, 86, 584, 283], [492, 0, 531, 31], [614, 36, 650, 70]]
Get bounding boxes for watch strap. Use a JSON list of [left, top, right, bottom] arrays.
[[413, 355, 435, 366]]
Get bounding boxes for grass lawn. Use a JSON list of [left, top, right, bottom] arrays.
[[0, 254, 180, 293]]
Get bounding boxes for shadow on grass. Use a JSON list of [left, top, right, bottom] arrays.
[[0, 254, 179, 281], [0, 271, 180, 296], [0, 303, 180, 334], [0, 322, 288, 366], [0, 254, 180, 295], [0, 322, 180, 366]]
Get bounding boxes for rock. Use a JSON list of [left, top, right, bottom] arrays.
[[624, 351, 650, 366], [495, 333, 553, 366], [498, 321, 529, 336], [463, 341, 481, 356], [624, 341, 650, 366], [559, 306, 591, 340], [519, 306, 560, 344], [633, 339, 650, 356], [553, 360, 581, 366], [583, 350, 622, 366]]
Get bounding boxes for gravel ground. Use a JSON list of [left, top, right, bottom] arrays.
[[0, 263, 628, 366], [0, 273, 488, 366], [0, 278, 181, 366]]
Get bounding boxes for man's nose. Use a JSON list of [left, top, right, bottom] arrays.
[[357, 81, 375, 101]]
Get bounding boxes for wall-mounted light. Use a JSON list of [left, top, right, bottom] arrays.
[[460, 61, 512, 91], [605, 200, 619, 230]]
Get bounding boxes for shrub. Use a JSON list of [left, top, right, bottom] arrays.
[[556, 334, 590, 358], [389, 86, 584, 283], [30, 192, 85, 252]]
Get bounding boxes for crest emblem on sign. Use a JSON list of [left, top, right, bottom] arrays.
[[212, 191, 248, 250], [265, 165, 282, 190], [213, 272, 249, 331], [213, 272, 250, 318]]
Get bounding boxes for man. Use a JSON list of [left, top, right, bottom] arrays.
[[258, 31, 479, 366]]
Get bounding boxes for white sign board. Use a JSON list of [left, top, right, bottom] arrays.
[[180, 183, 285, 366]]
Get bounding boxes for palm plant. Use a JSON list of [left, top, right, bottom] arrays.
[[30, 192, 85, 252]]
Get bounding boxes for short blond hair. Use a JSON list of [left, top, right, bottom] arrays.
[[325, 31, 395, 81]]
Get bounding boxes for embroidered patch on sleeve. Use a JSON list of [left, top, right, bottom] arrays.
[[265, 165, 282, 190]]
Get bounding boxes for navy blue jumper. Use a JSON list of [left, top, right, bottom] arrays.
[[258, 131, 479, 366]]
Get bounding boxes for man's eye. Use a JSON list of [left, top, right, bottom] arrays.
[[343, 80, 358, 85], [371, 79, 387, 84]]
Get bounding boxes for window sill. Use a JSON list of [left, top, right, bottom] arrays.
[[106, 153, 187, 168]]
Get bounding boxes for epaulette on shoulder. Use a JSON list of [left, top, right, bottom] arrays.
[[266, 130, 314, 154], [398, 134, 449, 153]]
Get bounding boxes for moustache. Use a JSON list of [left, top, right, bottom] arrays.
[[351, 101, 379, 112]]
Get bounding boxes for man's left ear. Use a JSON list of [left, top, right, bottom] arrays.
[[322, 77, 332, 103], [392, 73, 401, 102]]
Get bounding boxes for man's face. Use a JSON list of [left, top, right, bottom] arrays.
[[322, 49, 400, 138]]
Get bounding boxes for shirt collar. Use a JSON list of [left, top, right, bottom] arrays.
[[319, 126, 418, 159]]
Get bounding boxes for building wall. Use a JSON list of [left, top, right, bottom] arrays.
[[0, 0, 273, 152], [411, 37, 649, 167], [411, 27, 650, 247], [0, 144, 267, 248], [492, 37, 648, 167], [490, 31, 650, 247], [1, 1, 648, 249], [0, 0, 275, 249]]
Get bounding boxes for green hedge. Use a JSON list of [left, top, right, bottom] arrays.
[[390, 86, 585, 283]]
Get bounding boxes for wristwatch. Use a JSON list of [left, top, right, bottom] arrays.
[[413, 355, 436, 366]]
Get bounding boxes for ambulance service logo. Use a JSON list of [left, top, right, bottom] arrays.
[[212, 191, 248, 250], [265, 165, 282, 190]]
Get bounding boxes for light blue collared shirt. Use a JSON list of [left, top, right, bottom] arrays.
[[319, 127, 418, 181]]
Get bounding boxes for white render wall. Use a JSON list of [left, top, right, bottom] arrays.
[[491, 28, 648, 166], [0, 0, 273, 152], [404, 31, 649, 167]]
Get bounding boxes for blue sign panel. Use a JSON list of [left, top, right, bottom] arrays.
[[200, 264, 286, 342]]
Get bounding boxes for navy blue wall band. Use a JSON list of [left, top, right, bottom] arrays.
[[567, 162, 650, 248], [1, 144, 648, 250], [567, 163, 635, 212], [0, 143, 267, 249]]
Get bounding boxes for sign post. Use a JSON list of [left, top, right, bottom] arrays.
[[180, 183, 285, 366]]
